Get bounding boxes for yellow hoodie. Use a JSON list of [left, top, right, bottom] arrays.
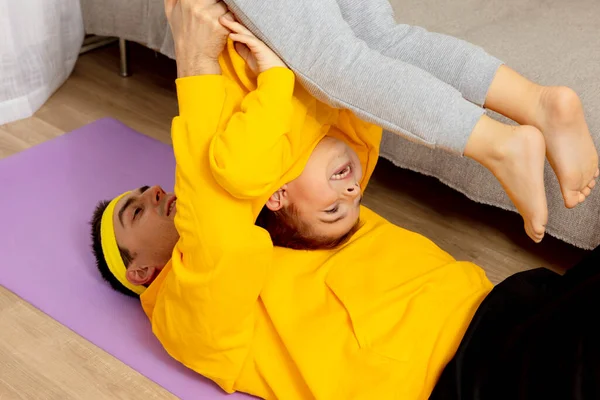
[[140, 40, 493, 400]]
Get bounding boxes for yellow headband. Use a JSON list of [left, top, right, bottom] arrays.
[[100, 191, 146, 296]]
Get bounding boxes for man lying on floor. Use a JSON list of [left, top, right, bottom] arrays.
[[89, 2, 600, 399]]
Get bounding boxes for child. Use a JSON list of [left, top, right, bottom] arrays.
[[219, 0, 599, 244], [218, 16, 595, 246]]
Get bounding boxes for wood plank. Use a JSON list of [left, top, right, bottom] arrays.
[[0, 288, 176, 400]]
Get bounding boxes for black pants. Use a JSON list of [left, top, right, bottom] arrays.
[[430, 246, 600, 400]]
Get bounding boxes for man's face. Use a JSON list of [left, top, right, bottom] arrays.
[[112, 185, 179, 269]]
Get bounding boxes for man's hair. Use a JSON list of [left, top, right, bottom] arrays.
[[90, 200, 138, 298], [255, 203, 360, 250]]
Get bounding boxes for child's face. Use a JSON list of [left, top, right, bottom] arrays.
[[284, 136, 363, 240]]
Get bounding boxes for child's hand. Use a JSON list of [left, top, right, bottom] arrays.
[[219, 16, 287, 74]]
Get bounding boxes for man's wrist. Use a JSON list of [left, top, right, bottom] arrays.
[[176, 56, 221, 78]]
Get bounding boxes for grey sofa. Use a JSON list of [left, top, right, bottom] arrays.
[[80, 0, 600, 249]]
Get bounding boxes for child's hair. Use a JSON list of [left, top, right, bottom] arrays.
[[255, 204, 360, 250]]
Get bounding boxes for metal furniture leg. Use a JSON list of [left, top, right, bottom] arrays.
[[119, 38, 130, 77]]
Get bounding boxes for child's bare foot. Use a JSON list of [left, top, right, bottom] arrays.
[[535, 86, 599, 208], [490, 126, 548, 242], [466, 118, 548, 242]]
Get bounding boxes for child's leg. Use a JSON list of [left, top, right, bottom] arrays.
[[335, 0, 501, 107], [224, 0, 483, 155], [336, 0, 599, 209], [223, 0, 548, 241]]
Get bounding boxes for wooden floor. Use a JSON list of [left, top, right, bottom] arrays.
[[0, 42, 589, 399]]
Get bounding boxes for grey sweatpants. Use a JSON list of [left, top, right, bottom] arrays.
[[223, 0, 504, 155]]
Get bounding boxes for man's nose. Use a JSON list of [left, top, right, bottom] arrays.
[[148, 185, 166, 205]]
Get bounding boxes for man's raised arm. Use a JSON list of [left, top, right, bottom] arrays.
[[147, 1, 272, 392]]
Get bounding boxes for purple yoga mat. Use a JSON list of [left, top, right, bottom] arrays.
[[0, 118, 252, 399]]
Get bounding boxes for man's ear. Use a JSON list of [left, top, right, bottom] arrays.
[[126, 261, 158, 286], [265, 185, 288, 212]]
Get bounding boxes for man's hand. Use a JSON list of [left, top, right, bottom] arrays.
[[164, 0, 233, 77]]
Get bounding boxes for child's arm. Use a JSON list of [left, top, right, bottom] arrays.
[[209, 19, 298, 200], [148, 71, 272, 393], [209, 67, 296, 199]]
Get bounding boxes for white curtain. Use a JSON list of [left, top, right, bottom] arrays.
[[0, 0, 84, 125]]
